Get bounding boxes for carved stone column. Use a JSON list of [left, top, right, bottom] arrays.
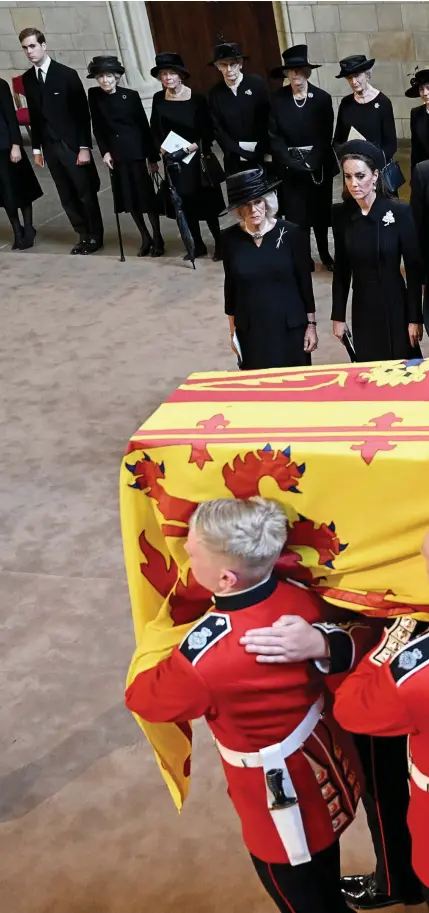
[[107, 1, 158, 111]]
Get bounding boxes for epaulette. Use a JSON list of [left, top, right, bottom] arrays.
[[369, 616, 418, 666], [179, 612, 232, 666], [390, 631, 429, 686]]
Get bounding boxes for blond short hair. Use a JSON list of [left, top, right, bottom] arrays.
[[189, 496, 287, 579]]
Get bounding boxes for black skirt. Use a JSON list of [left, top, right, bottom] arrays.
[[0, 147, 43, 209], [111, 159, 157, 214]]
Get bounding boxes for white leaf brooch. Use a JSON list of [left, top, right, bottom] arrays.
[[374, 102, 380, 108], [382, 210, 395, 226], [245, 89, 252, 95]]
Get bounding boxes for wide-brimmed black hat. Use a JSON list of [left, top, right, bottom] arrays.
[[220, 167, 280, 216], [270, 44, 320, 80], [405, 68, 429, 98], [209, 41, 248, 66], [150, 52, 190, 79], [87, 55, 125, 78], [336, 55, 375, 79], [338, 139, 385, 172]]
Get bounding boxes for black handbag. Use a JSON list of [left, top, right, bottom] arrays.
[[382, 158, 406, 194], [200, 152, 225, 188]]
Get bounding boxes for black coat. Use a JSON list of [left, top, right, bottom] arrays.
[[23, 59, 92, 152], [208, 74, 270, 175], [88, 86, 158, 163], [410, 105, 429, 172], [334, 92, 397, 162], [269, 83, 338, 229], [0, 78, 42, 208], [223, 218, 315, 369], [410, 160, 429, 334], [331, 197, 423, 361]]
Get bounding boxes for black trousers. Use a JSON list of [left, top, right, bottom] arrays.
[[355, 734, 424, 904], [43, 140, 103, 240], [251, 842, 350, 913]]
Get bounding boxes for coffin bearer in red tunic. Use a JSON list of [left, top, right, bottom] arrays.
[[334, 531, 429, 905], [126, 497, 368, 913]]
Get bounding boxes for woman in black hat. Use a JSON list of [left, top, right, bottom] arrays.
[[269, 44, 338, 272], [87, 56, 164, 257], [406, 70, 429, 171], [331, 139, 423, 362], [334, 56, 397, 163], [222, 167, 317, 370], [0, 77, 42, 249], [207, 41, 270, 176], [150, 52, 223, 260]]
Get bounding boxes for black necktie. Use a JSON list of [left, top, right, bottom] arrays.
[[37, 68, 44, 88]]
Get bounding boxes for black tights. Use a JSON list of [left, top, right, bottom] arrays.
[[130, 209, 163, 243], [5, 203, 33, 240]]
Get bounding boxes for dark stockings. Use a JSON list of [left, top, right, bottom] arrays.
[[131, 210, 164, 255], [5, 204, 34, 248]]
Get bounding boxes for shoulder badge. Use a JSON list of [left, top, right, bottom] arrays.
[[390, 631, 429, 686], [179, 612, 232, 666], [369, 616, 418, 666]]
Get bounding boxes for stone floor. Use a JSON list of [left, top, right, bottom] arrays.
[[0, 150, 427, 913]]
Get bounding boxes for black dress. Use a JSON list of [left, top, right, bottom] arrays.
[[269, 84, 338, 247], [88, 86, 158, 214], [223, 219, 315, 370], [150, 91, 224, 221], [334, 92, 397, 162], [208, 74, 270, 175], [410, 105, 429, 171], [331, 197, 423, 361], [410, 160, 429, 334], [0, 78, 42, 210]]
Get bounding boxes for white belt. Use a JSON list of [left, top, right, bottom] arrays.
[[408, 751, 429, 792], [215, 695, 324, 865]]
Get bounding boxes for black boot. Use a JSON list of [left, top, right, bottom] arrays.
[[341, 874, 403, 910]]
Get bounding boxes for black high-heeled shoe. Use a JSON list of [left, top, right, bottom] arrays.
[[21, 226, 37, 250], [11, 227, 24, 250], [151, 237, 165, 257], [137, 237, 152, 257]]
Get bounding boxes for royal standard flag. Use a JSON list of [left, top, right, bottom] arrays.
[[121, 358, 429, 810]]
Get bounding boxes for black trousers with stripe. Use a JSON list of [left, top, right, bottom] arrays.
[[251, 841, 349, 913], [355, 733, 423, 904]]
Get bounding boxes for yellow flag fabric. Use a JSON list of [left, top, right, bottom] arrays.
[[121, 358, 429, 809]]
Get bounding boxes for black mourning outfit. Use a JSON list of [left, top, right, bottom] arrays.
[[223, 218, 315, 369], [332, 197, 423, 361], [270, 84, 338, 267], [89, 85, 163, 256], [151, 90, 224, 255], [410, 160, 429, 335], [0, 77, 42, 248], [208, 74, 271, 175], [23, 59, 103, 252], [334, 93, 397, 162], [410, 106, 429, 172]]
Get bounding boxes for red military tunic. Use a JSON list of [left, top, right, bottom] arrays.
[[126, 575, 370, 864], [334, 618, 429, 888]]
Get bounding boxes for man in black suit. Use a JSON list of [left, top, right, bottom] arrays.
[[19, 27, 103, 254]]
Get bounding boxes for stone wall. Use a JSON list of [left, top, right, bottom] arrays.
[[277, 2, 429, 139], [0, 1, 117, 89]]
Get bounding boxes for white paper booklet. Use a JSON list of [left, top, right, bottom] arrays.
[[232, 330, 243, 363], [161, 131, 196, 164], [348, 127, 366, 141], [239, 140, 257, 161]]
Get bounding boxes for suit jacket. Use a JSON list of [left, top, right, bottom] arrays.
[[208, 73, 270, 172], [22, 59, 92, 152], [0, 78, 22, 150], [270, 83, 339, 177], [410, 104, 429, 172], [88, 86, 158, 163]]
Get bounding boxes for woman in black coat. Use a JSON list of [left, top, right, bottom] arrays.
[[331, 140, 423, 362], [269, 45, 338, 272], [87, 56, 163, 256], [222, 168, 317, 370], [150, 52, 224, 261], [0, 77, 42, 249], [334, 56, 397, 163], [405, 69, 429, 172]]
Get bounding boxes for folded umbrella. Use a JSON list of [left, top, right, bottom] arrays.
[[163, 152, 196, 269], [109, 168, 125, 262]]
